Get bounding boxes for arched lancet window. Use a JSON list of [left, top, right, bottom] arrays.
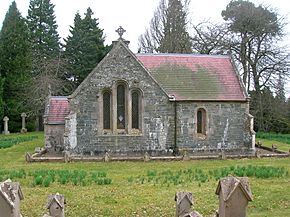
[[103, 91, 111, 129], [197, 108, 206, 134], [117, 84, 126, 129], [132, 91, 140, 129]]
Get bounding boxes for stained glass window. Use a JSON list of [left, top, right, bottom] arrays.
[[103, 92, 111, 129], [132, 91, 139, 129], [117, 84, 125, 129]]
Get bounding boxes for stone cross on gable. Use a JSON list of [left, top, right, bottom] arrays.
[[116, 26, 126, 39]]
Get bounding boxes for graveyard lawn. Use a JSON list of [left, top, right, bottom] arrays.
[[0, 132, 290, 217]]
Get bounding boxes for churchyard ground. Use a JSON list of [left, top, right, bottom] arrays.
[[0, 132, 289, 217]]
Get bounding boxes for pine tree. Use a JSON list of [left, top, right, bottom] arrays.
[[0, 1, 31, 131], [64, 8, 109, 88]]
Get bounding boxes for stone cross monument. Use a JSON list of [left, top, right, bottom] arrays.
[[116, 26, 126, 39], [21, 113, 27, 133], [3, 116, 10, 135], [113, 26, 130, 46]]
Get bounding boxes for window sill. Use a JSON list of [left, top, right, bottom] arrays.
[[101, 129, 143, 137], [196, 133, 207, 140]]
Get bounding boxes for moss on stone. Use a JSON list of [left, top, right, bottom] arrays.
[[151, 63, 222, 100]]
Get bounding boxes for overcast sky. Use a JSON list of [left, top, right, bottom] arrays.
[[1, 0, 289, 52], [1, 0, 290, 95]]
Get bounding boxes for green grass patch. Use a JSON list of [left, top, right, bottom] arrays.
[[1, 132, 290, 216], [257, 138, 290, 152], [0, 134, 38, 149], [128, 165, 288, 187], [256, 132, 290, 145]]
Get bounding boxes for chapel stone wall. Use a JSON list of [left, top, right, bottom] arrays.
[[65, 42, 175, 156], [176, 101, 254, 155]]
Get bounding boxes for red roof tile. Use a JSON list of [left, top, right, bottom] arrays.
[[136, 54, 247, 101], [46, 97, 70, 124]]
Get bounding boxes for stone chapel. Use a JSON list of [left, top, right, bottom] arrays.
[[44, 28, 255, 157]]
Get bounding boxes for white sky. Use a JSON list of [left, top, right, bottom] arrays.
[[1, 0, 290, 95], [1, 0, 289, 51]]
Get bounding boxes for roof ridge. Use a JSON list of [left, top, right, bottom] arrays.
[[49, 96, 68, 99], [136, 53, 229, 58]]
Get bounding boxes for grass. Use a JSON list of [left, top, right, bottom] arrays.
[[256, 132, 290, 144], [1, 132, 290, 216], [256, 132, 290, 152]]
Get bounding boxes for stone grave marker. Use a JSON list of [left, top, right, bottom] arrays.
[[20, 113, 27, 133], [0, 179, 24, 217], [3, 116, 10, 135], [215, 177, 253, 217], [175, 192, 203, 217], [45, 193, 65, 217]]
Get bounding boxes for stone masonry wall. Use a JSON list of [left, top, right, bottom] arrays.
[[176, 101, 253, 154], [64, 40, 253, 156], [44, 124, 65, 152], [65, 41, 175, 156]]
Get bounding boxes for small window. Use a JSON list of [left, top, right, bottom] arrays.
[[117, 84, 126, 129], [132, 91, 140, 129], [103, 92, 111, 129], [197, 108, 206, 134]]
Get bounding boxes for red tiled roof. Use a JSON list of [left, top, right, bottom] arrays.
[[136, 54, 247, 101], [46, 97, 70, 124]]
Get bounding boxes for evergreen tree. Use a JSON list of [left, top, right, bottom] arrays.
[[27, 0, 60, 72], [26, 0, 61, 130], [159, 0, 192, 53], [0, 1, 31, 131], [139, 0, 192, 53], [64, 8, 109, 88]]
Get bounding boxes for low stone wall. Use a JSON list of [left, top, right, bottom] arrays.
[[25, 147, 288, 163]]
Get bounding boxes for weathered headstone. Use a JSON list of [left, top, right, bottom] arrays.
[[272, 144, 278, 152], [0, 179, 24, 217], [220, 150, 226, 160], [215, 177, 253, 217], [64, 151, 70, 163], [46, 193, 65, 217], [25, 152, 32, 163], [20, 113, 27, 133], [182, 150, 190, 161], [3, 116, 10, 135], [175, 192, 203, 217], [104, 152, 110, 162], [255, 149, 261, 158], [144, 152, 150, 162]]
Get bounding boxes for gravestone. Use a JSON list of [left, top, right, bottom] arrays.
[[175, 192, 202, 217], [46, 193, 65, 217], [0, 179, 24, 217], [144, 152, 150, 162], [255, 149, 261, 158], [21, 113, 27, 133], [104, 152, 110, 162], [215, 177, 253, 217], [3, 116, 10, 135]]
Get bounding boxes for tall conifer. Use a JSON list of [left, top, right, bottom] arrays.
[[27, 0, 60, 74], [64, 8, 109, 87], [0, 1, 31, 131]]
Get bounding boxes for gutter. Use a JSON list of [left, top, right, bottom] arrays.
[[169, 95, 178, 155]]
